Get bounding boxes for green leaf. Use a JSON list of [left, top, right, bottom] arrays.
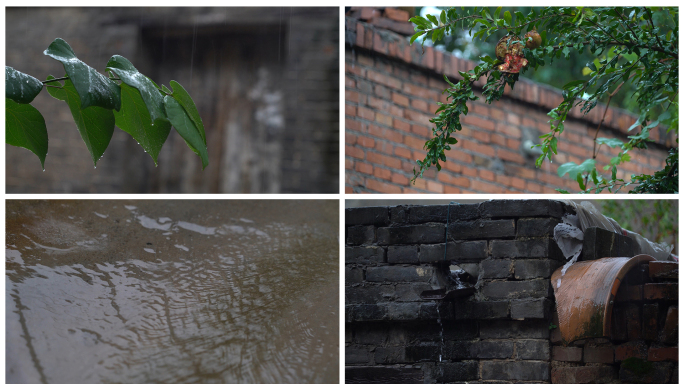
[[504, 11, 512, 26], [410, 31, 425, 44], [106, 55, 166, 123], [164, 95, 209, 169], [43, 38, 121, 111], [6, 66, 43, 104], [6, 98, 48, 169], [168, 80, 206, 145], [113, 83, 171, 165], [46, 76, 114, 166], [426, 13, 439, 26], [577, 173, 586, 190], [596, 137, 623, 148], [557, 162, 579, 177], [550, 137, 558, 154], [562, 80, 586, 90]]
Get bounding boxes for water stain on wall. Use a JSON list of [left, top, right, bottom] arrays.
[[6, 200, 339, 384]]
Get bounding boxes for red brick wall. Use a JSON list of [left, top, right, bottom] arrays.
[[345, 14, 675, 194]]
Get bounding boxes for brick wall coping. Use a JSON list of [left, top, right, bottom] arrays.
[[346, 16, 675, 149]]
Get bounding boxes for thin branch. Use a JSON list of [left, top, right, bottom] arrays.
[[614, 8, 638, 43], [42, 77, 69, 84], [644, 7, 666, 51]]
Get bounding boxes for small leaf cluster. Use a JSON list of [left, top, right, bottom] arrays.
[[409, 7, 678, 193], [6, 38, 208, 170]]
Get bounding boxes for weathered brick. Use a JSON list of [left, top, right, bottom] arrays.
[[552, 366, 616, 384], [584, 346, 614, 363], [374, 346, 406, 363], [386, 302, 422, 320], [419, 241, 487, 262], [615, 340, 648, 361], [492, 238, 562, 259], [346, 246, 385, 264], [516, 339, 550, 360], [553, 346, 583, 362], [481, 259, 512, 278], [346, 266, 364, 284], [433, 361, 478, 382], [404, 320, 478, 342], [345, 367, 422, 383], [350, 303, 387, 321], [346, 346, 370, 364], [454, 301, 509, 319], [471, 340, 514, 359], [347, 225, 376, 245], [644, 283, 678, 300], [365, 265, 435, 283], [626, 303, 642, 340], [483, 279, 550, 300], [648, 347, 678, 362], [352, 322, 389, 345], [449, 219, 515, 239], [395, 283, 433, 302], [389, 205, 408, 225], [346, 206, 390, 226], [417, 301, 453, 320], [445, 341, 473, 359], [346, 285, 395, 304], [387, 245, 419, 264], [619, 360, 673, 383], [643, 303, 659, 340], [515, 259, 561, 279], [516, 217, 561, 237], [510, 298, 551, 319], [648, 261, 678, 279], [408, 204, 479, 223], [377, 223, 445, 245], [582, 227, 635, 261], [404, 344, 439, 362], [661, 306, 677, 344], [481, 361, 550, 381], [480, 319, 549, 339], [479, 199, 564, 218]]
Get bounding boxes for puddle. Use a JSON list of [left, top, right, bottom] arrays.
[[6, 200, 339, 384]]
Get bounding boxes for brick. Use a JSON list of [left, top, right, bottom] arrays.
[[448, 219, 516, 239], [661, 306, 677, 344], [515, 259, 560, 279], [480, 320, 549, 339], [644, 283, 678, 300], [615, 340, 648, 361], [347, 225, 376, 245], [471, 340, 514, 359], [346, 206, 390, 226], [492, 238, 562, 259], [517, 340, 550, 360], [453, 301, 509, 320], [366, 265, 435, 283], [648, 347, 678, 362], [481, 259, 512, 278], [377, 223, 445, 245], [619, 360, 673, 383], [481, 361, 549, 381], [346, 346, 370, 364], [551, 366, 616, 384], [404, 344, 438, 362], [384, 7, 409, 22], [626, 303, 642, 340], [643, 303, 659, 341], [419, 241, 487, 262], [346, 246, 385, 264], [395, 283, 433, 302], [374, 346, 406, 364], [350, 303, 387, 321], [616, 284, 643, 302], [510, 298, 551, 319], [553, 346, 583, 362], [345, 367, 422, 383], [387, 245, 419, 264], [366, 178, 402, 194], [582, 227, 635, 261], [517, 217, 561, 237], [483, 280, 550, 300], [445, 341, 473, 359], [584, 346, 614, 363], [434, 362, 478, 382], [346, 285, 395, 304], [408, 203, 479, 224], [389, 205, 408, 225], [346, 266, 364, 284]]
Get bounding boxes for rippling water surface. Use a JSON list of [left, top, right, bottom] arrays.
[[6, 200, 339, 384]]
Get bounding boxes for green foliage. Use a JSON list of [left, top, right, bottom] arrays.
[[5, 38, 208, 169], [597, 200, 677, 249], [409, 7, 678, 193]]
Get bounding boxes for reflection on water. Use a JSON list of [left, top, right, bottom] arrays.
[[6, 201, 338, 384]]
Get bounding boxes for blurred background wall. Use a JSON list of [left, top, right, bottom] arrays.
[[6, 7, 339, 193]]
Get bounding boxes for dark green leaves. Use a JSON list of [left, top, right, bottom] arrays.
[[164, 96, 209, 169], [106, 55, 166, 123], [6, 66, 43, 104], [47, 76, 115, 166], [44, 38, 121, 111], [114, 83, 171, 165], [6, 98, 48, 169], [169, 81, 206, 144]]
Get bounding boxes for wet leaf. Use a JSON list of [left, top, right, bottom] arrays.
[[44, 38, 121, 111], [46, 75, 115, 166], [6, 66, 43, 104], [6, 98, 48, 169], [164, 95, 209, 169], [114, 83, 171, 166], [169, 80, 206, 144], [106, 55, 166, 123]]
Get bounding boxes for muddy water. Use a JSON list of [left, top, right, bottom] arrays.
[[6, 200, 339, 384]]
